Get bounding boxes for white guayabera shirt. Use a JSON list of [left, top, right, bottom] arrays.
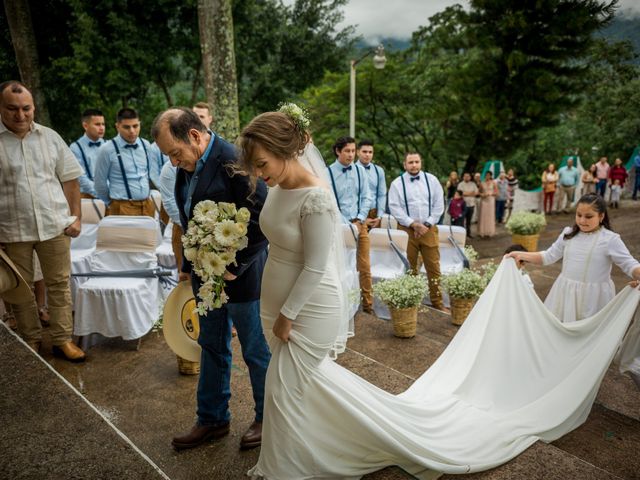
[[0, 120, 82, 242]]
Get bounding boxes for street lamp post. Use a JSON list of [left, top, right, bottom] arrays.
[[349, 44, 387, 138]]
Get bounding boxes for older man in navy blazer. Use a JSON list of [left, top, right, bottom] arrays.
[[152, 108, 270, 451]]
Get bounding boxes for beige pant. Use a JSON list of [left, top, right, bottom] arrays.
[[557, 185, 576, 211], [351, 220, 373, 310], [399, 225, 443, 309], [3, 234, 73, 345], [106, 198, 155, 217]]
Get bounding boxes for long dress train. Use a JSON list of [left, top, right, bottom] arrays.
[[248, 186, 640, 480]]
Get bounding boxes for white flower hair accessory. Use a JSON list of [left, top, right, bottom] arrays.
[[278, 102, 311, 132]]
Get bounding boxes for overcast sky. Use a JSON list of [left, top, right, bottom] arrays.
[[282, 0, 640, 44]]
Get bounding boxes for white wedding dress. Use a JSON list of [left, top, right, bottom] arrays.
[[248, 185, 640, 480]]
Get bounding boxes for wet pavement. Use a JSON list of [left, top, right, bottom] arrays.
[[1, 200, 639, 479]]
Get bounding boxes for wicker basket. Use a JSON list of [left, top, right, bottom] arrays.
[[511, 233, 540, 253], [177, 355, 200, 375], [450, 297, 476, 326], [389, 306, 418, 338]]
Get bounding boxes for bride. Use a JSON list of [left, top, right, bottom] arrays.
[[237, 108, 640, 480]]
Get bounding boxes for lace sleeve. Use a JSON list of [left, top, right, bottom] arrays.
[[299, 188, 334, 217]]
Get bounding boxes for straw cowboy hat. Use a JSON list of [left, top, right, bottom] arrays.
[[0, 249, 32, 304], [163, 281, 202, 362]]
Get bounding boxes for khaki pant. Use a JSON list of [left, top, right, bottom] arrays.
[[352, 220, 373, 310], [80, 193, 95, 199], [172, 223, 184, 271], [557, 185, 576, 211], [3, 234, 73, 345], [398, 225, 443, 309], [106, 198, 155, 217]]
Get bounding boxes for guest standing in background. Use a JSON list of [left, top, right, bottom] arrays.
[[505, 168, 519, 223], [608, 158, 628, 200], [478, 170, 497, 238], [70, 109, 105, 199], [542, 163, 559, 215], [495, 171, 508, 224], [457, 172, 479, 238], [581, 164, 597, 196], [594, 156, 610, 198]]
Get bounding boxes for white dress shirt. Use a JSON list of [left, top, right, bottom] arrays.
[[0, 120, 83, 242], [388, 171, 444, 228]]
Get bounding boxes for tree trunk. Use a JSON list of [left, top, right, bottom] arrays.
[[197, 0, 240, 139], [4, 0, 51, 126]]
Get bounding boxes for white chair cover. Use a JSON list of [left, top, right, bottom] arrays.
[[80, 198, 106, 224], [156, 221, 177, 269], [74, 216, 162, 341], [379, 213, 397, 230], [370, 228, 410, 319], [150, 189, 162, 221], [70, 200, 105, 303]]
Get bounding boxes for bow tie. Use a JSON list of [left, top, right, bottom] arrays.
[[363, 165, 371, 170], [342, 165, 352, 173], [410, 175, 420, 182], [124, 143, 138, 149], [88, 141, 101, 147]]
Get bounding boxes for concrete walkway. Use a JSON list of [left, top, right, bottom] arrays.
[[1, 201, 639, 479]]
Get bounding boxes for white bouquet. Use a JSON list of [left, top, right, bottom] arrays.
[[182, 200, 251, 314]]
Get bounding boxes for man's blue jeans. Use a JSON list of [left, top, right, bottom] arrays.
[[596, 179, 607, 197], [191, 275, 271, 427], [633, 170, 640, 199]]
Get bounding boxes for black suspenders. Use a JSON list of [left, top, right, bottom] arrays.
[[400, 172, 431, 217], [73, 141, 93, 180], [328, 164, 362, 216], [110, 139, 150, 200]]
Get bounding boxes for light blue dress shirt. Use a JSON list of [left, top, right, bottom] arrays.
[[327, 160, 371, 223], [94, 134, 152, 204], [158, 162, 180, 225], [356, 160, 387, 216], [69, 134, 104, 197], [558, 166, 579, 187], [149, 142, 168, 189]]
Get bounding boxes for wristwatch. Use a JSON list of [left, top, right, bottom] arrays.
[[423, 222, 432, 228]]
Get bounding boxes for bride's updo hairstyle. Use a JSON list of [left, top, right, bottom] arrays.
[[236, 104, 310, 187]]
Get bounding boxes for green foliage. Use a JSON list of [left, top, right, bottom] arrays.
[[373, 274, 429, 309], [505, 211, 546, 235]]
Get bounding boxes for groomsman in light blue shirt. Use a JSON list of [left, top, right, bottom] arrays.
[[328, 136, 374, 313], [70, 109, 105, 198], [356, 139, 387, 229], [94, 107, 155, 217]]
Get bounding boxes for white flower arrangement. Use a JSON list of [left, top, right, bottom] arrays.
[[373, 274, 429, 309], [278, 102, 311, 131], [505, 211, 546, 235], [463, 245, 478, 263], [441, 261, 496, 300], [182, 200, 251, 315]]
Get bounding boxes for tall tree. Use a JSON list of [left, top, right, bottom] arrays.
[[4, 0, 51, 125], [198, 0, 240, 139]]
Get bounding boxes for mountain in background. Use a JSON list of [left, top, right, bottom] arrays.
[[355, 14, 640, 62]]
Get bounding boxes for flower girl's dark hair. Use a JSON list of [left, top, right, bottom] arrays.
[[563, 193, 612, 240]]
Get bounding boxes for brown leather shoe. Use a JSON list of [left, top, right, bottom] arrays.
[[240, 421, 262, 449], [172, 422, 230, 451], [52, 342, 86, 363], [362, 306, 374, 315]]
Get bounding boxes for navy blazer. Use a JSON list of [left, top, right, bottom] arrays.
[[175, 134, 268, 303]]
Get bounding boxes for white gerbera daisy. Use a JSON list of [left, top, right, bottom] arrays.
[[214, 220, 240, 246]]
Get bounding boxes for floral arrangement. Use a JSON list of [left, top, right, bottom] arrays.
[[278, 102, 310, 131], [182, 200, 250, 314], [505, 211, 546, 235], [463, 245, 478, 263], [373, 274, 428, 309], [441, 261, 497, 300]]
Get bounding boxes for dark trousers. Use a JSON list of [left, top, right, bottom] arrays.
[[495, 200, 506, 223], [633, 172, 640, 200], [464, 206, 475, 237], [452, 216, 465, 227], [192, 274, 271, 426], [596, 179, 607, 197]]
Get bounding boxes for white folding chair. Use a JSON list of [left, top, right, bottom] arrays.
[[70, 199, 106, 303], [379, 213, 397, 230], [369, 228, 409, 319], [74, 216, 162, 343]]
